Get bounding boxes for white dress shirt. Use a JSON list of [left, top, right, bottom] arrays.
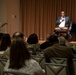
[[59, 17, 65, 27]]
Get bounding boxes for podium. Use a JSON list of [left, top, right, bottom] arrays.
[[54, 27, 69, 36]]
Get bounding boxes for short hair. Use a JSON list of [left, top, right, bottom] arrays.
[[13, 32, 24, 39], [49, 34, 59, 44], [27, 33, 38, 44], [58, 36, 66, 45], [9, 37, 31, 69], [0, 34, 11, 50]]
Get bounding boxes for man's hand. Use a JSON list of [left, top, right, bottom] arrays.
[[62, 18, 64, 21], [69, 27, 71, 31]]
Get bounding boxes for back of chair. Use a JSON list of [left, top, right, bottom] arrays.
[[3, 70, 29, 75], [0, 58, 7, 66], [50, 58, 67, 64], [0, 58, 7, 75], [73, 58, 76, 75], [45, 63, 69, 75], [32, 55, 45, 69]]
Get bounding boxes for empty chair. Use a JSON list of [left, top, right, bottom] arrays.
[[3, 70, 29, 75], [45, 63, 69, 75]]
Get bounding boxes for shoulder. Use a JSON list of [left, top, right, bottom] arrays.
[[57, 16, 61, 19], [65, 16, 70, 19], [44, 46, 53, 53], [25, 59, 39, 66]]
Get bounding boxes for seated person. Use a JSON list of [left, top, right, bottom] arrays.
[[40, 34, 51, 50], [4, 38, 44, 75], [2, 32, 24, 59], [55, 11, 72, 35], [44, 34, 74, 75], [27, 33, 40, 55]]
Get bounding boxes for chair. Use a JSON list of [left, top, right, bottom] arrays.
[[36, 52, 44, 57], [3, 70, 29, 75], [32, 55, 45, 69], [0, 58, 7, 75], [0, 58, 7, 66], [45, 63, 69, 75], [50, 58, 67, 64], [73, 58, 76, 75]]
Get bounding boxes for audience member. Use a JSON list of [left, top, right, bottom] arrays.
[[27, 33, 40, 55], [44, 34, 74, 75], [3, 32, 24, 59], [0, 34, 11, 51], [40, 34, 52, 50], [0, 33, 11, 75], [4, 38, 44, 75], [58, 36, 66, 46], [12, 32, 24, 39]]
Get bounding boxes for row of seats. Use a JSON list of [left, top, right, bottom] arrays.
[[0, 56, 76, 75]]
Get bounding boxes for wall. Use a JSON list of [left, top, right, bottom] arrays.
[[0, 0, 7, 33], [6, 0, 20, 37]]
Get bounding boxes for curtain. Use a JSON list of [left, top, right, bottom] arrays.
[[20, 0, 76, 40]]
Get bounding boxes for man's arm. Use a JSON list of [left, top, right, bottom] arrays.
[[56, 17, 61, 27], [68, 17, 72, 31]]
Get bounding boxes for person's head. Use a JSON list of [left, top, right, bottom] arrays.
[[63, 33, 69, 40], [9, 37, 31, 69], [27, 33, 38, 44], [1, 34, 11, 50], [13, 32, 24, 39], [46, 34, 51, 42], [0, 33, 3, 40], [48, 34, 59, 45], [61, 11, 65, 17], [58, 36, 66, 46]]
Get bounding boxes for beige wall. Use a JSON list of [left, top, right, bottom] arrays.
[[6, 0, 21, 37], [0, 0, 7, 33]]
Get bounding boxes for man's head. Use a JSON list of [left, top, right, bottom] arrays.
[[49, 34, 59, 45], [58, 36, 66, 46], [61, 11, 65, 17], [13, 32, 24, 39]]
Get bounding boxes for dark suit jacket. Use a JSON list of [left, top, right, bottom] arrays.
[[44, 44, 73, 62], [56, 16, 72, 29]]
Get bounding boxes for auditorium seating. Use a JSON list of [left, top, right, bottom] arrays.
[[45, 63, 69, 75], [73, 58, 76, 75], [3, 70, 29, 75]]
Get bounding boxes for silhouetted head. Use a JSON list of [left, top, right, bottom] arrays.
[[1, 34, 11, 50], [13, 32, 24, 39], [58, 36, 66, 46], [27, 33, 38, 44], [0, 33, 3, 40], [49, 34, 59, 45]]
